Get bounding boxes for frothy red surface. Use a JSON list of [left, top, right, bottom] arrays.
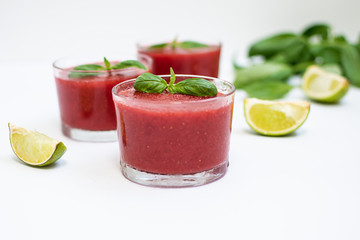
[[121, 88, 215, 101]]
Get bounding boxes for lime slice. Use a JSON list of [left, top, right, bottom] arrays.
[[8, 123, 67, 166], [244, 98, 310, 136], [302, 65, 349, 103]]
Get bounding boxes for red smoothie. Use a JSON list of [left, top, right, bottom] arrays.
[[138, 44, 221, 77], [112, 76, 235, 175], [54, 58, 151, 133]]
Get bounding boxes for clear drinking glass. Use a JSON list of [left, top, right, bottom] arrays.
[[112, 75, 235, 187], [137, 40, 221, 77], [53, 54, 152, 142]]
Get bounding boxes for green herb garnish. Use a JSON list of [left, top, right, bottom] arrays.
[[178, 41, 209, 48], [301, 23, 331, 41], [149, 43, 169, 49], [133, 73, 167, 93], [104, 57, 111, 70], [112, 60, 147, 70], [148, 38, 209, 50], [171, 37, 178, 50], [340, 44, 360, 86], [134, 68, 217, 97], [233, 62, 293, 88], [68, 58, 147, 79], [68, 64, 106, 78], [235, 22, 360, 100]]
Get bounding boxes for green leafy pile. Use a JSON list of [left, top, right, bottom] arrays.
[[68, 57, 147, 79], [149, 39, 209, 49], [234, 23, 360, 99]]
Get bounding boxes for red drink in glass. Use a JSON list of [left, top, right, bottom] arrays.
[[138, 43, 221, 77], [53, 55, 151, 142], [112, 75, 235, 187]]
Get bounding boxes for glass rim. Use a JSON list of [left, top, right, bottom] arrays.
[[112, 74, 235, 104], [52, 53, 152, 74], [136, 40, 222, 50]]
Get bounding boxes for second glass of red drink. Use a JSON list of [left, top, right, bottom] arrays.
[[137, 39, 221, 77], [53, 54, 152, 142]]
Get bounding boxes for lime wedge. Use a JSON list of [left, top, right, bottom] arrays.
[[8, 123, 67, 166], [302, 65, 349, 103], [244, 98, 310, 136]]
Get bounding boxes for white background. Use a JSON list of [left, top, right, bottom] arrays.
[[1, 0, 360, 239]]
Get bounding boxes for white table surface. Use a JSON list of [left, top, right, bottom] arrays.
[[1, 61, 360, 240]]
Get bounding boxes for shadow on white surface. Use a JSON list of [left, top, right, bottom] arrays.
[[9, 155, 67, 169]]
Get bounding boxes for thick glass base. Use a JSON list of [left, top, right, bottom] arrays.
[[120, 160, 229, 188], [62, 123, 117, 142]]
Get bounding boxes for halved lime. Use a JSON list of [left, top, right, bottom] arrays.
[[8, 123, 67, 166], [244, 98, 310, 136], [302, 65, 349, 103]]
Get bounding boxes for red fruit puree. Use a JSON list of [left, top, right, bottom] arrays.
[[55, 65, 148, 131], [138, 44, 221, 77], [113, 80, 234, 175]]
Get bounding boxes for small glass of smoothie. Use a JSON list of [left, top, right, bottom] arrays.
[[137, 40, 221, 77], [112, 74, 235, 187], [53, 54, 152, 142]]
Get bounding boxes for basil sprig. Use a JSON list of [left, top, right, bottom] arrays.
[[68, 57, 147, 79], [112, 60, 147, 70], [242, 79, 293, 100], [235, 22, 360, 100], [133, 73, 167, 93], [149, 43, 168, 49], [149, 38, 209, 49], [134, 68, 217, 97]]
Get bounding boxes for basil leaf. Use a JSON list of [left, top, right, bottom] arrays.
[[334, 35, 348, 44], [234, 62, 292, 88], [68, 64, 106, 79], [173, 78, 217, 97], [68, 72, 102, 79], [242, 80, 293, 100], [104, 57, 111, 70], [112, 60, 147, 70], [171, 38, 178, 49], [73, 64, 106, 71], [168, 67, 177, 93], [269, 39, 309, 64], [317, 45, 341, 64], [178, 41, 209, 48], [248, 33, 298, 58], [134, 73, 167, 93], [340, 44, 360, 86], [169, 67, 176, 85], [302, 23, 331, 41], [149, 43, 169, 49], [134, 69, 217, 97], [149, 40, 209, 49], [292, 62, 314, 74], [233, 60, 244, 70]]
